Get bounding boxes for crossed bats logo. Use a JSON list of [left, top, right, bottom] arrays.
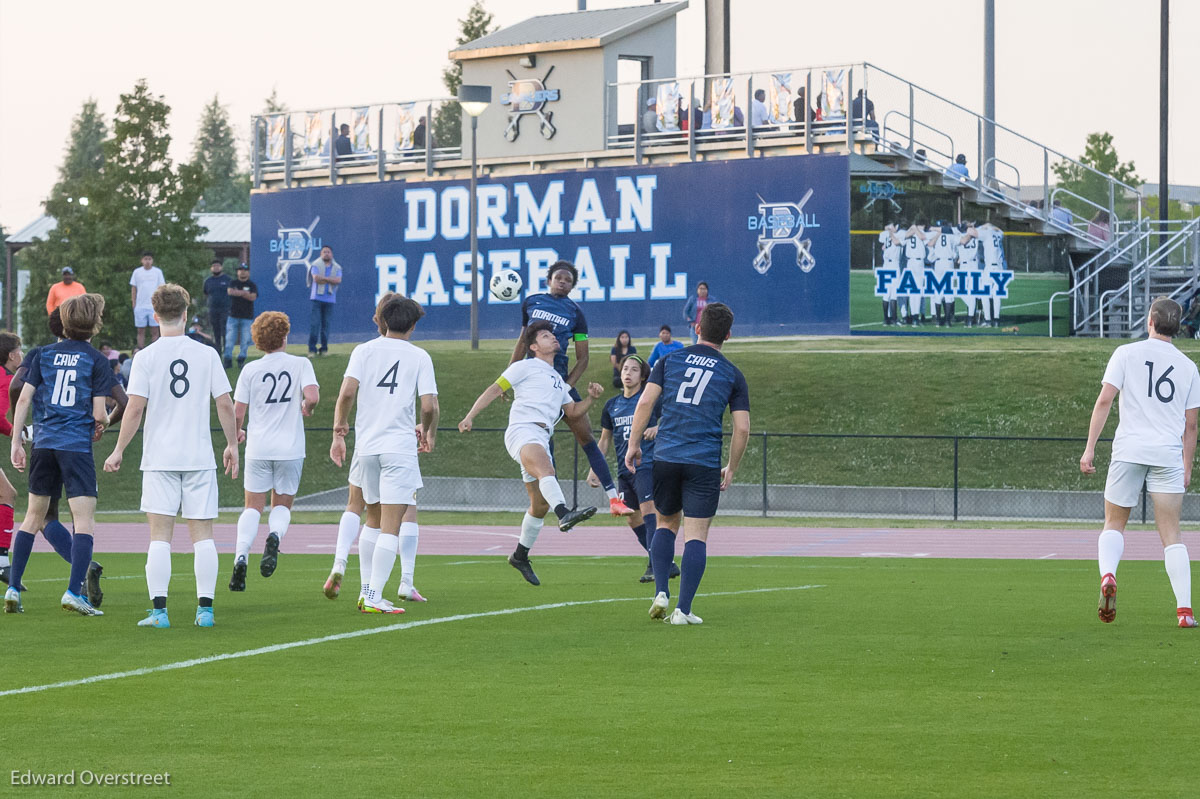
[[752, 189, 816, 275], [274, 217, 320, 291], [502, 67, 558, 142]]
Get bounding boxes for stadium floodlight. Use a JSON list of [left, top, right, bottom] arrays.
[[459, 84, 491, 350]]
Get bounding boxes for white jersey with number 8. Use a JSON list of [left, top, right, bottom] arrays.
[[1102, 338, 1200, 467], [126, 336, 232, 471], [344, 337, 437, 456]]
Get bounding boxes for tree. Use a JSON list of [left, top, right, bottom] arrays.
[[192, 95, 249, 212], [1052, 132, 1141, 221], [433, 1, 497, 150], [20, 81, 209, 347], [50, 99, 107, 206]]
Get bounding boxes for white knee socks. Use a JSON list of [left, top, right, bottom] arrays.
[[334, 511, 360, 572], [1164, 544, 1191, 609], [358, 527, 380, 595], [1098, 529, 1124, 577], [194, 539, 218, 601], [235, 508, 261, 561], [367, 533, 399, 601], [519, 513, 543, 550], [268, 506, 291, 540], [399, 521, 419, 589], [146, 540, 171, 600]]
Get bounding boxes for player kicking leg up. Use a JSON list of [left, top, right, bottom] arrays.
[[1081, 298, 1199, 628], [330, 296, 438, 614], [461, 321, 598, 585], [229, 312, 319, 589], [105, 284, 239, 629], [6, 295, 120, 616], [627, 303, 750, 625]]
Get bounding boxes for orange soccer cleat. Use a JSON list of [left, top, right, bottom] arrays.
[[1098, 573, 1117, 623], [609, 497, 636, 517], [1178, 608, 1197, 628]]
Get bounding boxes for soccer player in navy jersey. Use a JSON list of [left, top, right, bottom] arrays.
[[511, 260, 635, 518], [6, 295, 116, 616], [588, 354, 680, 583], [626, 303, 750, 625]]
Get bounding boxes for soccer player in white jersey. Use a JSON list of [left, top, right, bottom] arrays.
[[104, 284, 239, 629], [458, 320, 600, 586], [330, 295, 438, 614], [976, 222, 1006, 327], [927, 225, 957, 327], [228, 312, 319, 591], [1080, 297, 1199, 629], [325, 293, 429, 605], [901, 222, 930, 326], [878, 224, 903, 325], [955, 223, 982, 328]]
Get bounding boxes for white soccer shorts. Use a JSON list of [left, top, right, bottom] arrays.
[[504, 422, 553, 483], [1104, 460, 1185, 507], [133, 306, 158, 328], [348, 452, 422, 505], [141, 469, 219, 520], [244, 458, 304, 496]]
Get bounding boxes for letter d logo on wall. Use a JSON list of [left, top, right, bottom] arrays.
[[751, 189, 816, 275]]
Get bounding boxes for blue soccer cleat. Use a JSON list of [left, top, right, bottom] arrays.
[[195, 606, 215, 628], [137, 608, 171, 628]]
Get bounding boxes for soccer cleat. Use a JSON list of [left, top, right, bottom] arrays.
[[508, 553, 541, 586], [668, 561, 681, 580], [361, 597, 405, 614], [1179, 608, 1198, 628], [558, 505, 597, 532], [0, 564, 27, 592], [323, 570, 343, 600], [85, 560, 104, 608], [228, 557, 247, 592], [397, 585, 427, 602], [666, 608, 703, 625], [260, 532, 280, 578], [1098, 573, 1117, 623], [609, 497, 636, 517], [649, 591, 669, 620], [195, 606, 215, 628], [357, 593, 366, 611], [4, 587, 22, 614], [137, 609, 171, 628], [61, 590, 104, 616], [639, 562, 655, 583]]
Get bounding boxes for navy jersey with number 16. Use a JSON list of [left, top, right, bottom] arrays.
[[25, 340, 115, 453], [648, 344, 749, 468]]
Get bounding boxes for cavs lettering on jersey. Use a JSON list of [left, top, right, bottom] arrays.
[[521, 293, 588, 379], [1102, 338, 1200, 467], [649, 345, 750, 468], [602, 389, 661, 477], [25, 340, 115, 453]]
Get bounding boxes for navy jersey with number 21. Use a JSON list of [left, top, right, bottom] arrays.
[[649, 344, 749, 468]]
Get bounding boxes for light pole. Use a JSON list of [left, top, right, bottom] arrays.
[[459, 84, 491, 350]]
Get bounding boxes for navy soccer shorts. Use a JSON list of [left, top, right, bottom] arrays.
[[29, 448, 98, 499], [618, 467, 655, 509], [652, 460, 721, 518]]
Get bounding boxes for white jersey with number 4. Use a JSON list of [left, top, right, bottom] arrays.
[[127, 335, 232, 471], [344, 337, 437, 457], [234, 351, 318, 461], [1103, 338, 1200, 467]]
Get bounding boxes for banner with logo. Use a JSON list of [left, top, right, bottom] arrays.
[[655, 82, 682, 132], [768, 74, 795, 124], [266, 115, 286, 161], [304, 111, 328, 158], [351, 107, 371, 152], [394, 103, 417, 152], [710, 78, 737, 129], [249, 154, 851, 341], [821, 70, 846, 120]]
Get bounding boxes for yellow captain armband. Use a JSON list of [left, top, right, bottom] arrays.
[[496, 377, 513, 392]]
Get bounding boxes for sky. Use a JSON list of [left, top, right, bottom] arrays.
[[1, 0, 1195, 233]]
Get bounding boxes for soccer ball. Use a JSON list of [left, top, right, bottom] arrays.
[[490, 269, 523, 302]]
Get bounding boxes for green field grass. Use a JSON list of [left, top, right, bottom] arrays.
[[4, 552, 1196, 797], [849, 269, 1070, 336], [61, 332, 1200, 512]]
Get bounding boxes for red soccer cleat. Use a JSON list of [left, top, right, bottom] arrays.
[[609, 497, 636, 517], [1098, 573, 1117, 623], [1178, 608, 1197, 628]]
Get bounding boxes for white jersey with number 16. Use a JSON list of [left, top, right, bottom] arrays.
[[127, 336, 232, 472], [1103, 337, 1200, 467], [344, 337, 437, 457]]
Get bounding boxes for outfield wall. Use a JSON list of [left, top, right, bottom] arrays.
[[249, 154, 851, 341]]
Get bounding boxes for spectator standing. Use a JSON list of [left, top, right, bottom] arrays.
[[609, 331, 638, 388], [203, 259, 233, 355], [308, 246, 342, 357], [683, 282, 713, 344], [334, 124, 352, 158], [414, 116, 434, 151], [751, 89, 769, 129], [45, 267, 86, 315], [793, 87, 814, 129], [648, 325, 685, 367], [130, 251, 165, 347], [224, 264, 257, 369]]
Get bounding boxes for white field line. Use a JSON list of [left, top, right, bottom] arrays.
[[0, 585, 823, 699]]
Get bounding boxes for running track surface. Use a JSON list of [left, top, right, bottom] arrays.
[[31, 524, 1200, 561]]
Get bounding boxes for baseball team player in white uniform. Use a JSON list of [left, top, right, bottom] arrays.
[[1080, 297, 1199, 629], [956, 223, 983, 327], [901, 222, 930, 326], [879, 224, 904, 325], [927, 225, 957, 327], [978, 222, 1006, 327]]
